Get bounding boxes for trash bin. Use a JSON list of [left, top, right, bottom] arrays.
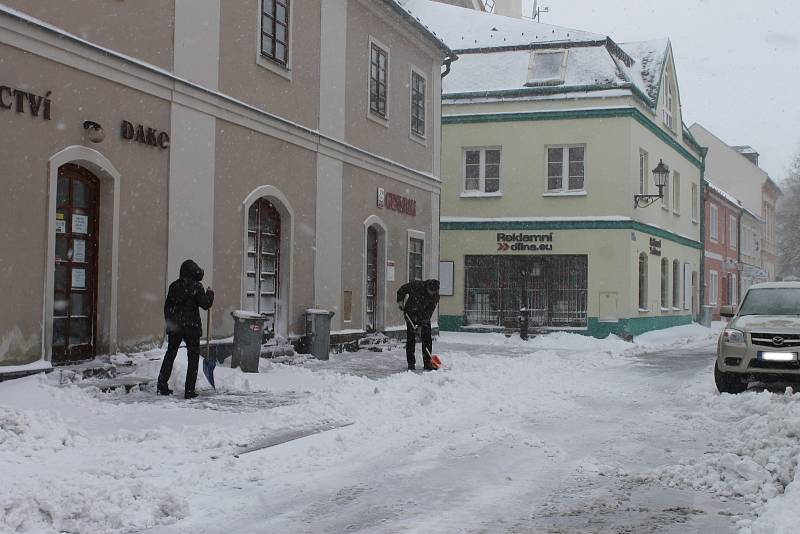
[[519, 307, 530, 341], [305, 309, 335, 360], [699, 305, 713, 328], [230, 310, 266, 373]]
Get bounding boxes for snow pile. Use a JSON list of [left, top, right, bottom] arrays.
[[641, 388, 800, 531]]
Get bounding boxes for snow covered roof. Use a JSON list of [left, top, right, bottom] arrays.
[[396, 0, 604, 50], [705, 179, 744, 209], [732, 145, 758, 155], [400, 0, 669, 106]]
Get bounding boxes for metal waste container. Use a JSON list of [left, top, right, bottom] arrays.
[[699, 305, 713, 328], [231, 310, 265, 373], [305, 309, 334, 360]]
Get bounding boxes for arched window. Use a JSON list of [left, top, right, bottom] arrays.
[[672, 259, 681, 309], [246, 198, 280, 333], [661, 257, 669, 309], [638, 253, 648, 310]]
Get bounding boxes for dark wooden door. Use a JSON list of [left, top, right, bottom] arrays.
[[53, 164, 99, 363], [365, 226, 378, 331], [246, 198, 281, 334]]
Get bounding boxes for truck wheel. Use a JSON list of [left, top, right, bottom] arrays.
[[714, 362, 747, 394]]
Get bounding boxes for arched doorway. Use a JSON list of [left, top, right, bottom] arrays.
[[245, 198, 281, 335], [53, 164, 100, 363], [363, 217, 387, 333]]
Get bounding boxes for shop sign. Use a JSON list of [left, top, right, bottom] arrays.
[[496, 232, 554, 252], [377, 187, 416, 216], [0, 85, 52, 120], [121, 120, 170, 149], [649, 237, 662, 256]]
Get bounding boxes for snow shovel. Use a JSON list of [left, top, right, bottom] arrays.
[[404, 313, 442, 370], [202, 305, 216, 389]]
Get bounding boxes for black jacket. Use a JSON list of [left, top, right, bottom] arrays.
[[397, 280, 439, 324], [164, 259, 214, 336]]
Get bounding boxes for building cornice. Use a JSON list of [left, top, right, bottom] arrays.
[[442, 106, 704, 169]]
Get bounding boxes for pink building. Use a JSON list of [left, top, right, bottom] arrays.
[[704, 181, 741, 319]]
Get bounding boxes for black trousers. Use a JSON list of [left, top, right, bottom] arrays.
[[158, 331, 201, 393], [405, 320, 432, 367]]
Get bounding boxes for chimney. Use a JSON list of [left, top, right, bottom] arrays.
[[733, 146, 760, 166], [494, 0, 523, 18]]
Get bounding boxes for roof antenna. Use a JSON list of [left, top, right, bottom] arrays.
[[532, 0, 549, 21]]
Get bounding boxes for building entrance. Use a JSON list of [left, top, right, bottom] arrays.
[[53, 164, 100, 363], [464, 255, 588, 328], [245, 198, 281, 334]]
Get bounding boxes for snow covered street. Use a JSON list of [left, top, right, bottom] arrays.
[[3, 324, 800, 533]]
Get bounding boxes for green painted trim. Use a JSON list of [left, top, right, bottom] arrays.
[[439, 314, 692, 339], [440, 219, 702, 250], [442, 107, 703, 170], [446, 83, 656, 111], [439, 315, 464, 331]]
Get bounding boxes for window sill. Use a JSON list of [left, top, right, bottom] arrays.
[[660, 307, 671, 312], [671, 307, 682, 311], [692, 219, 698, 225], [661, 204, 670, 212], [409, 131, 427, 147], [367, 112, 389, 129], [672, 210, 680, 216], [461, 191, 503, 198], [542, 190, 587, 197], [638, 308, 649, 313], [256, 54, 292, 81]]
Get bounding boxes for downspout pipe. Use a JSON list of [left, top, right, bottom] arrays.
[[441, 54, 458, 78], [699, 147, 708, 321]]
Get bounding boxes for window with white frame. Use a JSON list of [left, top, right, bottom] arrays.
[[410, 70, 426, 138], [663, 74, 674, 130], [526, 50, 567, 85], [260, 0, 290, 66], [408, 236, 424, 281], [728, 273, 737, 305], [672, 171, 680, 213], [729, 215, 737, 249], [639, 149, 649, 194], [710, 204, 718, 241], [661, 257, 669, 309], [546, 145, 585, 192], [672, 259, 681, 309], [638, 252, 648, 310], [369, 41, 388, 118], [691, 183, 698, 221], [661, 171, 670, 208], [709, 270, 719, 305], [464, 148, 501, 193]]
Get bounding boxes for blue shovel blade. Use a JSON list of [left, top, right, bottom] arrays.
[[203, 357, 216, 389]]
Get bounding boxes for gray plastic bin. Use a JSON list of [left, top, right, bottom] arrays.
[[231, 310, 266, 373], [699, 305, 713, 328], [305, 309, 335, 360]]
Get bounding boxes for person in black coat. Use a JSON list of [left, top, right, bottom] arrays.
[[397, 279, 439, 370], [158, 259, 214, 398]]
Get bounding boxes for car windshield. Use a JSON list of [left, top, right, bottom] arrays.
[[738, 288, 800, 316]]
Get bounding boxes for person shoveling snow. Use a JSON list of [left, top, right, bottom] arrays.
[[397, 279, 440, 371]]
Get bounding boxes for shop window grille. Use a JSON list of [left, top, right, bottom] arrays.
[[464, 255, 587, 328]]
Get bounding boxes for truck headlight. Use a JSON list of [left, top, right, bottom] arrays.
[[722, 328, 745, 345]]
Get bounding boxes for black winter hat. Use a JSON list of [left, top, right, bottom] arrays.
[[425, 279, 440, 292]]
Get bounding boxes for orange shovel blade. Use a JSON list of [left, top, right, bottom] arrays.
[[430, 355, 442, 369]]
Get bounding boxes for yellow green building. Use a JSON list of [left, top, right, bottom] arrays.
[[407, 0, 705, 337]]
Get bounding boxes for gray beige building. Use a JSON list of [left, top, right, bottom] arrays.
[[0, 1, 453, 375]]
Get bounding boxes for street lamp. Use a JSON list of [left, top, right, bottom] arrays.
[[634, 159, 670, 208]]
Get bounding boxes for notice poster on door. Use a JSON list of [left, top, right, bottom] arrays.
[[72, 214, 88, 234], [71, 268, 86, 289], [73, 239, 86, 263], [56, 212, 66, 233]]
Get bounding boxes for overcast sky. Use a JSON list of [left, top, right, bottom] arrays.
[[518, 0, 800, 182]]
